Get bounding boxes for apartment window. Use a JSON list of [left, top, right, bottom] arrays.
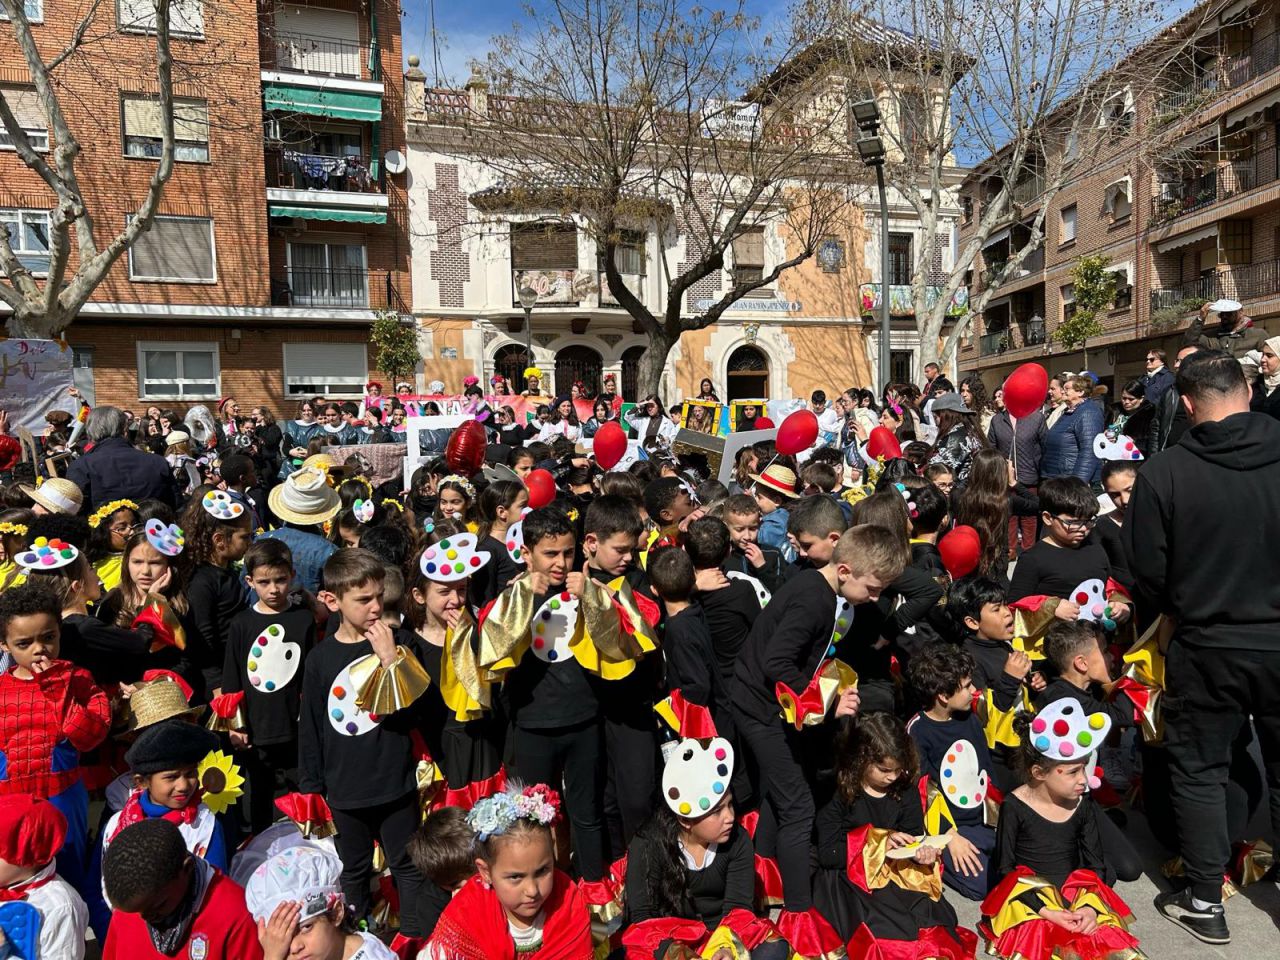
[[137, 342, 219, 399], [1098, 87, 1134, 133], [898, 90, 930, 151], [1110, 266, 1132, 309], [1105, 178, 1131, 222], [961, 196, 973, 225], [600, 230, 646, 276], [0, 1, 43, 22], [118, 0, 204, 38], [731, 227, 766, 286], [274, 4, 362, 77], [511, 223, 577, 271], [287, 242, 367, 307], [1059, 204, 1077, 245], [1061, 284, 1076, 322], [71, 346, 96, 406], [283, 343, 368, 397], [888, 233, 914, 285], [128, 215, 216, 282], [890, 351, 914, 385], [0, 209, 50, 274], [0, 85, 48, 151], [122, 95, 209, 162]]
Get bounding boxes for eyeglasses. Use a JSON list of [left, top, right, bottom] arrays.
[[1145, 356, 1158, 362], [1052, 515, 1096, 532]]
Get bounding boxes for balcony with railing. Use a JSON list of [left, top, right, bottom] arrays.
[[1155, 34, 1280, 124], [271, 267, 407, 312], [980, 330, 1010, 356], [1022, 317, 1047, 346], [264, 31, 380, 81], [1151, 147, 1279, 225], [268, 151, 382, 194], [1012, 175, 1045, 206], [1151, 259, 1280, 313]]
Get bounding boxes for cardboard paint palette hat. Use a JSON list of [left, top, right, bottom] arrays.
[[726, 570, 770, 607], [1093, 431, 1142, 461], [420, 532, 491, 582], [14, 537, 79, 571], [202, 489, 244, 520], [1208, 298, 1242, 313], [1070, 578, 1109, 623], [503, 507, 532, 563], [1030, 698, 1112, 762], [662, 736, 734, 817], [938, 738, 989, 809], [145, 519, 185, 557]]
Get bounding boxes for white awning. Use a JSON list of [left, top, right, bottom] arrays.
[[1170, 125, 1218, 154], [1219, 0, 1250, 25], [1104, 177, 1131, 212], [982, 226, 1011, 248], [1155, 223, 1218, 253], [1226, 86, 1280, 129]]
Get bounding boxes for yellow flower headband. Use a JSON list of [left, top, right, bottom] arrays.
[[0, 522, 28, 537], [522, 367, 542, 381], [88, 499, 139, 529], [381, 498, 404, 513]]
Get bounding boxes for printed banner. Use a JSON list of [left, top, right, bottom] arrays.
[[0, 339, 77, 432]]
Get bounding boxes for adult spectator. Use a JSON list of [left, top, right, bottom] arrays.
[[1043, 372, 1071, 430], [66, 406, 179, 510], [1183, 298, 1267, 359], [696, 378, 720, 403], [1249, 335, 1280, 420], [927, 392, 987, 489], [959, 375, 994, 434], [1150, 344, 1200, 453], [1040, 374, 1103, 484], [1142, 348, 1175, 406], [987, 392, 1044, 555], [1126, 350, 1280, 945], [1108, 379, 1155, 458], [921, 361, 941, 396], [811, 390, 841, 440]]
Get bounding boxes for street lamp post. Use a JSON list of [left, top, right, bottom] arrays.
[[517, 275, 538, 386], [853, 99, 891, 395]]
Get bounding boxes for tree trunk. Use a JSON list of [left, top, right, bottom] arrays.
[[635, 328, 675, 400]]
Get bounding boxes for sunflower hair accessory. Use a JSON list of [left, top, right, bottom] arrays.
[[522, 366, 542, 381], [88, 498, 139, 529], [15, 537, 80, 571], [420, 532, 490, 582], [353, 499, 375, 524], [0, 522, 28, 537], [439, 474, 476, 499], [202, 490, 245, 521], [381, 498, 404, 513], [466, 784, 562, 841]]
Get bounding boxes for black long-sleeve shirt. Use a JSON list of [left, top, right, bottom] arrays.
[[733, 569, 836, 725], [624, 824, 755, 928], [222, 604, 315, 746], [815, 789, 923, 870], [907, 710, 992, 827], [501, 588, 600, 730], [297, 629, 428, 809], [993, 791, 1106, 889], [59, 612, 152, 685], [1007, 538, 1110, 603], [467, 535, 526, 611], [663, 604, 719, 709], [186, 564, 248, 693], [697, 578, 761, 696]]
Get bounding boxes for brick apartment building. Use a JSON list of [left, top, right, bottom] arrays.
[[958, 0, 1280, 396], [0, 0, 409, 412]]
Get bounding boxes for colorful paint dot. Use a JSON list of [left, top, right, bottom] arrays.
[[959, 795, 968, 804], [425, 549, 436, 560], [1031, 718, 1046, 733], [533, 638, 544, 649], [955, 743, 964, 752], [974, 792, 983, 802], [714, 747, 726, 760], [331, 708, 344, 721], [1076, 731, 1092, 747], [507, 540, 516, 550], [251, 647, 262, 658], [943, 768, 952, 778], [1075, 591, 1089, 604], [425, 562, 437, 574], [541, 610, 551, 621], [333, 686, 346, 699], [265, 681, 276, 691], [946, 785, 956, 794], [1034, 735, 1050, 751], [547, 650, 559, 661], [713, 781, 724, 794], [716, 763, 728, 776], [470, 557, 480, 567], [699, 797, 710, 810], [1088, 714, 1106, 730], [440, 540, 451, 549], [454, 563, 465, 573], [679, 802, 691, 815], [550, 599, 561, 610], [535, 624, 545, 635], [1060, 742, 1075, 757], [1052, 719, 1070, 736], [248, 659, 258, 671], [446, 549, 458, 560], [560, 591, 571, 601], [251, 676, 261, 687], [345, 722, 358, 734], [269, 626, 280, 636]]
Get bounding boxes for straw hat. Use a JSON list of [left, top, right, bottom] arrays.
[[123, 676, 203, 733], [20, 478, 83, 515], [269, 466, 341, 526], [165, 430, 191, 445], [748, 463, 800, 498], [301, 453, 336, 473]]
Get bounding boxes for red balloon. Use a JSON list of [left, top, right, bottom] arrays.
[[593, 421, 628, 470], [525, 468, 557, 509], [938, 525, 982, 579], [445, 420, 487, 476], [866, 426, 902, 461], [1002, 363, 1050, 419], [776, 409, 819, 455], [754, 416, 775, 429]]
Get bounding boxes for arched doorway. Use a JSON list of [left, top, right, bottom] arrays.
[[493, 343, 529, 392], [726, 345, 769, 400], [621, 345, 645, 401], [555, 345, 602, 397]]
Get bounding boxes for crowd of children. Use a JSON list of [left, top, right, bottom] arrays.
[[0, 367, 1268, 960]]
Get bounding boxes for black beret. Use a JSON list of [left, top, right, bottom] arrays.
[[125, 720, 219, 775]]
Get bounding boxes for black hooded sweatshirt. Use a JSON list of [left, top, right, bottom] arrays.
[[1125, 411, 1280, 650]]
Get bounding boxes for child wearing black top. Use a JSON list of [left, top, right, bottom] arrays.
[[182, 491, 254, 700], [906, 642, 996, 901], [467, 480, 528, 610], [649, 547, 720, 715], [731, 525, 906, 933], [221, 539, 314, 834], [298, 549, 433, 934], [684, 516, 762, 701]]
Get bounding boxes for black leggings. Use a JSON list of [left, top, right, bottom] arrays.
[[512, 720, 606, 881], [243, 741, 298, 835], [331, 793, 426, 934], [603, 713, 659, 861]]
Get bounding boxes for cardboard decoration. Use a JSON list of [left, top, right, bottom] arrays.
[[830, 596, 854, 647], [353, 498, 375, 524], [420, 533, 491, 583], [1031, 698, 1112, 763], [885, 834, 953, 860], [202, 489, 244, 521], [680, 400, 726, 437], [14, 536, 79, 571], [1093, 431, 1143, 461], [662, 736, 734, 818], [531, 591, 580, 664], [938, 738, 989, 810], [670, 428, 724, 479], [246, 623, 301, 693], [327, 659, 382, 737], [727, 400, 769, 433], [726, 570, 771, 607], [145, 519, 185, 557], [1070, 579, 1108, 622], [716, 428, 777, 486], [504, 508, 531, 564]]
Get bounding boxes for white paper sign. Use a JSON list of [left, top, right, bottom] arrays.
[[0, 339, 77, 432]]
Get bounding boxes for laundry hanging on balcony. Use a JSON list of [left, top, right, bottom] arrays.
[[263, 82, 382, 121], [268, 205, 386, 224]]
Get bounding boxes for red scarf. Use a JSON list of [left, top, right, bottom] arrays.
[[0, 868, 56, 903], [109, 789, 203, 843], [428, 871, 591, 960]]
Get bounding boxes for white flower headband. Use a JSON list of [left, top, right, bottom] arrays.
[[439, 474, 476, 499], [466, 785, 561, 842]]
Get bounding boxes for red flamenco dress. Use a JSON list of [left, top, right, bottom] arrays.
[[426, 870, 592, 960]]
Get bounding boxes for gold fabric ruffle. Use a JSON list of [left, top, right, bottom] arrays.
[[352, 645, 432, 715], [858, 826, 944, 900], [440, 616, 490, 721]]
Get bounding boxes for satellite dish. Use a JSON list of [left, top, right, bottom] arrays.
[[384, 149, 406, 175]]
